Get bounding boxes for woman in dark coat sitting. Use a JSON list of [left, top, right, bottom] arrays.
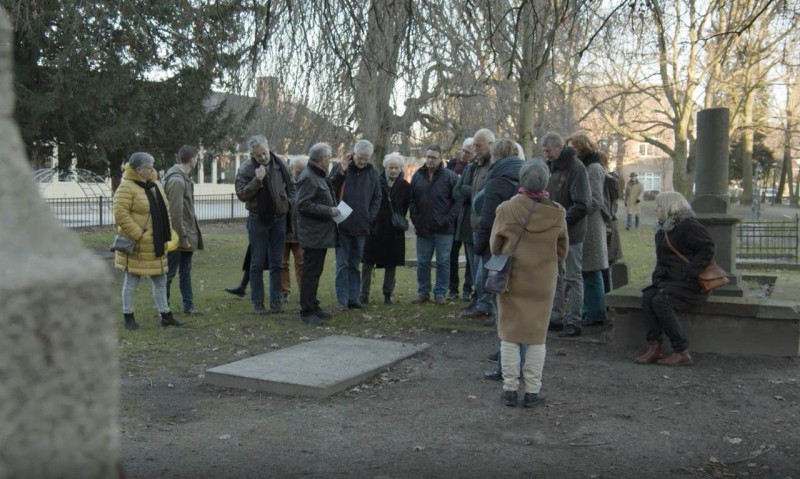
[[361, 152, 411, 305], [636, 191, 715, 367]]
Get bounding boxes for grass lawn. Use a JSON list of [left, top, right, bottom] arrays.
[[77, 213, 800, 376]]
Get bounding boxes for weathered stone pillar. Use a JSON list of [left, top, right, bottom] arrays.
[[211, 156, 218, 184], [0, 9, 119, 478], [692, 108, 747, 297], [235, 153, 241, 173], [197, 147, 205, 184]]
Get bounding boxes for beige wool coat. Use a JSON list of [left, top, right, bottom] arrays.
[[113, 164, 172, 276], [625, 180, 644, 214], [490, 195, 568, 345]]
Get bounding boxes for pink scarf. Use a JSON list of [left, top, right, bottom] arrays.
[[518, 187, 549, 199]]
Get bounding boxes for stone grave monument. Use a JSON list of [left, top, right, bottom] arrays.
[[0, 8, 119, 478]]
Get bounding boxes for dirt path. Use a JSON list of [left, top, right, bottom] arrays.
[[119, 326, 800, 478]]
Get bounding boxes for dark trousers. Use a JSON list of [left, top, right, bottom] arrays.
[[300, 247, 328, 316], [641, 288, 693, 353], [449, 239, 473, 295], [167, 250, 194, 310], [247, 215, 286, 306], [361, 263, 397, 298]]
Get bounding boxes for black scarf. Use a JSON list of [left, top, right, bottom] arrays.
[[252, 158, 276, 224], [134, 180, 171, 257]]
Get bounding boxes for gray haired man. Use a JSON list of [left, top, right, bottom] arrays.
[[235, 134, 294, 315], [543, 132, 590, 337]]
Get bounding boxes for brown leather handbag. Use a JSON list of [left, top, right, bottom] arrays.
[[664, 232, 729, 293]]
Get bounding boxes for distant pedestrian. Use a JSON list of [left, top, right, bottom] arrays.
[[409, 145, 459, 305], [446, 138, 475, 301], [361, 152, 411, 305], [329, 140, 382, 311], [163, 145, 204, 315], [296, 143, 340, 325], [625, 172, 644, 230], [234, 134, 294, 315], [636, 192, 715, 367]]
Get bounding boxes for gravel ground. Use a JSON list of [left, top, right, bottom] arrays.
[[119, 325, 800, 479]]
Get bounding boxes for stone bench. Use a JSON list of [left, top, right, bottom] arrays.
[[606, 286, 800, 357]]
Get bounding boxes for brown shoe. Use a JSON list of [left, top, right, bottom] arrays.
[[634, 341, 662, 364], [657, 350, 693, 367], [434, 297, 447, 305], [411, 296, 429, 304]]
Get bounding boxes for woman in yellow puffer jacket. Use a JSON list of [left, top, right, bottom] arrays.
[[114, 152, 182, 329]]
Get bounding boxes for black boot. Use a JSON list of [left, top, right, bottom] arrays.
[[384, 294, 393, 305], [124, 313, 140, 330], [160, 311, 184, 327]]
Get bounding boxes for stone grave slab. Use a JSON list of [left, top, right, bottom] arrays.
[[205, 335, 430, 398]]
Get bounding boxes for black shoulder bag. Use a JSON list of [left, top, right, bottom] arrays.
[[385, 185, 409, 232]]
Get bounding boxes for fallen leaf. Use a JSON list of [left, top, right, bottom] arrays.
[[709, 456, 719, 463], [773, 395, 785, 401], [467, 395, 477, 400], [724, 436, 743, 445], [413, 445, 425, 451], [660, 431, 670, 436], [219, 434, 232, 440]]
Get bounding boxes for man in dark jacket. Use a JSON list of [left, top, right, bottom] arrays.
[[410, 145, 460, 305], [296, 143, 340, 325], [543, 132, 590, 337], [235, 134, 295, 315], [164, 144, 204, 316], [329, 139, 382, 311], [456, 128, 495, 319], [446, 138, 474, 302]]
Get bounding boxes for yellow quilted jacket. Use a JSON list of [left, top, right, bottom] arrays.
[[113, 164, 172, 276]]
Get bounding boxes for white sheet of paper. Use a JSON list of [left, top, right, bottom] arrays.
[[333, 201, 352, 224]]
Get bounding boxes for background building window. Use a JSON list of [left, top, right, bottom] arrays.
[[638, 142, 657, 157], [640, 172, 662, 191]]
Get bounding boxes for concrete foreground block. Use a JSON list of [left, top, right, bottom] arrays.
[[205, 335, 430, 398]]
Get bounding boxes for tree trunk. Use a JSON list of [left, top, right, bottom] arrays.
[[671, 134, 690, 196], [740, 88, 755, 204]]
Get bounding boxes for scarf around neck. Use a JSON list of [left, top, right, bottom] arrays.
[[133, 180, 171, 257], [518, 187, 549, 199]]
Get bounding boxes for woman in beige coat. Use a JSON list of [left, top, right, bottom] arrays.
[[114, 152, 181, 330], [625, 173, 644, 229], [490, 159, 568, 407]]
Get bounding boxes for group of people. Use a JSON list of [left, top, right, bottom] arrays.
[[113, 129, 717, 406]]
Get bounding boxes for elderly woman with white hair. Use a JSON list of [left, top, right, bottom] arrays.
[[489, 159, 568, 407], [635, 191, 715, 367], [360, 152, 411, 305], [114, 152, 181, 330]]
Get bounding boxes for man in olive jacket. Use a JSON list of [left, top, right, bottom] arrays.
[[543, 132, 590, 337], [235, 134, 295, 315], [164, 144, 204, 315], [296, 143, 340, 326]]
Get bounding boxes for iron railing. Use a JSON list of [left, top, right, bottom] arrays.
[[736, 215, 799, 263], [46, 194, 247, 228]]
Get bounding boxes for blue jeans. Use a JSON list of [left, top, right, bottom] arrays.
[[167, 251, 194, 310], [582, 270, 607, 323], [550, 242, 584, 327], [465, 241, 494, 313], [335, 234, 366, 306], [626, 213, 639, 229], [247, 215, 286, 306], [416, 234, 453, 299]]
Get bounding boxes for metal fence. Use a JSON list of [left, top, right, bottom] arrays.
[[46, 194, 248, 228], [736, 215, 800, 263]]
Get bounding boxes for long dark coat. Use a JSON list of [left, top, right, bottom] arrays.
[[643, 213, 715, 304], [363, 173, 411, 267]]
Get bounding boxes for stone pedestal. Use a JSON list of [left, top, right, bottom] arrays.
[[0, 9, 119, 478], [693, 108, 746, 297]]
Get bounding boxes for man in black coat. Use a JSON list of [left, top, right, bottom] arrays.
[[543, 132, 590, 337], [295, 143, 340, 325], [329, 140, 382, 311], [410, 145, 460, 305], [446, 138, 475, 301]]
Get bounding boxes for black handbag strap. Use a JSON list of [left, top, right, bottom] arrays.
[[508, 203, 536, 257]]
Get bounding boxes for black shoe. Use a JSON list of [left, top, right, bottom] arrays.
[[160, 312, 184, 327], [462, 290, 473, 302], [502, 390, 518, 407], [314, 309, 333, 319], [269, 302, 285, 314], [448, 291, 459, 302], [348, 302, 365, 310], [124, 313, 140, 330], [253, 304, 267, 315], [461, 308, 492, 319], [301, 314, 325, 326], [224, 286, 246, 298], [183, 307, 203, 315], [487, 350, 499, 363], [384, 295, 394, 305], [484, 369, 503, 381], [523, 392, 542, 408], [359, 295, 369, 305], [280, 293, 290, 304], [558, 324, 582, 337], [548, 320, 564, 332]]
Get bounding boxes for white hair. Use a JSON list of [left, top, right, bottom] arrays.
[[461, 138, 474, 151], [353, 139, 374, 156], [515, 142, 525, 159], [308, 143, 332, 163], [474, 128, 496, 144], [247, 134, 269, 151], [540, 132, 564, 148], [382, 152, 406, 169]]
